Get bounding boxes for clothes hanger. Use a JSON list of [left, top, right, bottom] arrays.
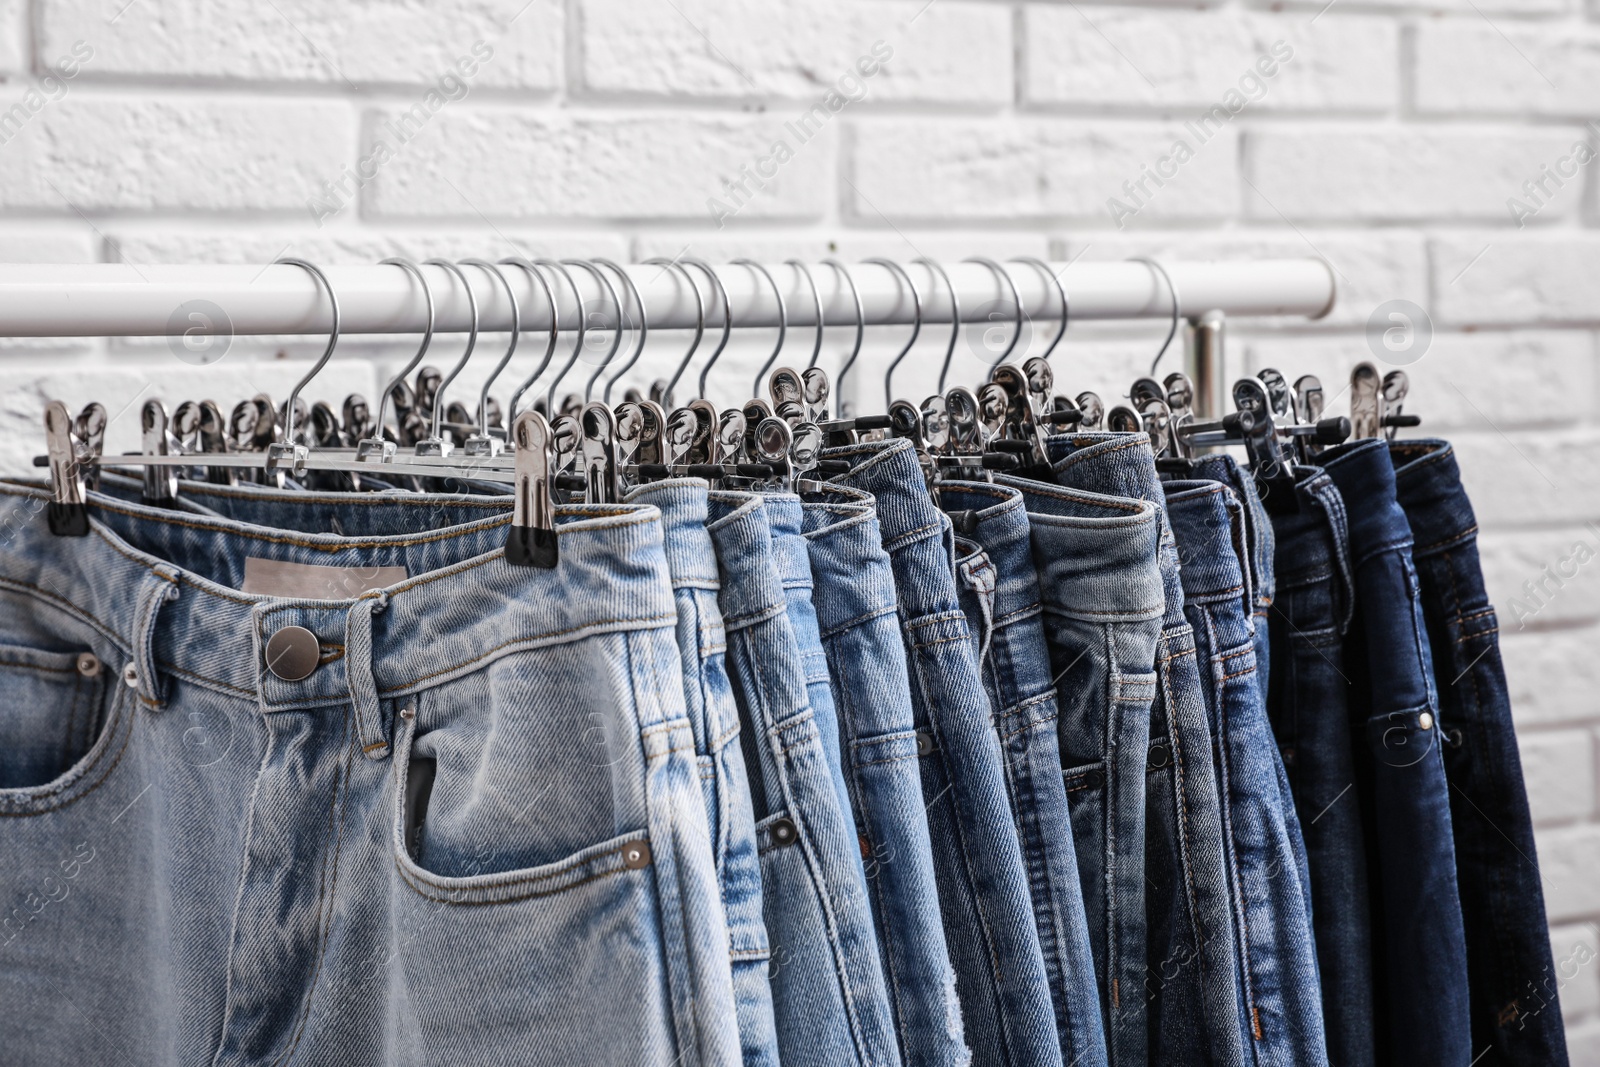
[[916, 258, 961, 395], [459, 258, 519, 456], [685, 257, 733, 402], [1127, 257, 1180, 376], [820, 259, 863, 415], [866, 257, 922, 411], [645, 257, 703, 406], [733, 258, 787, 400], [550, 259, 620, 415], [498, 256, 561, 423], [787, 260, 824, 372], [963, 256, 1023, 380], [588, 258, 644, 403]]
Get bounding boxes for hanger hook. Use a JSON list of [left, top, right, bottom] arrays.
[[1010, 256, 1068, 362], [820, 259, 864, 406], [1127, 257, 1181, 375], [645, 258, 705, 404], [863, 257, 922, 409], [499, 258, 563, 421], [915, 258, 961, 393], [732, 258, 787, 399], [589, 259, 648, 403], [373, 257, 435, 441], [786, 260, 824, 371], [274, 257, 340, 447], [684, 257, 733, 401], [528, 258, 587, 414], [420, 258, 480, 442], [460, 258, 519, 433], [963, 256, 1022, 376], [552, 259, 620, 410]]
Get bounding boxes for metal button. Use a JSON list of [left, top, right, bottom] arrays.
[[121, 662, 139, 689], [771, 818, 798, 847], [76, 652, 100, 678], [915, 730, 935, 757], [264, 625, 321, 682], [622, 840, 652, 870], [1418, 712, 1434, 731], [1148, 743, 1171, 769]]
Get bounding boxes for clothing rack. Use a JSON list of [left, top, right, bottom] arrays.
[[0, 259, 1334, 335]]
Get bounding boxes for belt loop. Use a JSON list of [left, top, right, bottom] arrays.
[[346, 593, 391, 761], [132, 564, 181, 710], [1312, 477, 1357, 636], [1222, 489, 1254, 628], [957, 551, 998, 667]]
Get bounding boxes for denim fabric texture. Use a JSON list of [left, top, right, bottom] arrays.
[[1163, 479, 1327, 1067], [826, 439, 1063, 1067], [1392, 440, 1569, 1067], [1319, 438, 1472, 1067], [705, 491, 902, 1067], [629, 480, 783, 1067], [1264, 464, 1374, 1067], [1043, 433, 1245, 1067], [800, 482, 971, 1067], [991, 470, 1162, 1067], [0, 482, 740, 1067], [941, 479, 1109, 1067]]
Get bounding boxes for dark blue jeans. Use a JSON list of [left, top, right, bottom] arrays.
[[1319, 439, 1471, 1067], [1044, 433, 1244, 1067], [1264, 465, 1374, 1067], [1392, 439, 1570, 1067], [1165, 479, 1326, 1067], [942, 479, 1110, 1067], [827, 439, 1062, 1067]]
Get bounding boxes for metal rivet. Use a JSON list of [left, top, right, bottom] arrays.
[[772, 818, 798, 847], [915, 730, 935, 757], [76, 652, 100, 678], [400, 705, 416, 722], [121, 662, 139, 689], [264, 625, 321, 682], [622, 840, 652, 870], [859, 834, 872, 860], [1447, 727, 1464, 749], [1148, 743, 1171, 769], [1418, 712, 1434, 731]]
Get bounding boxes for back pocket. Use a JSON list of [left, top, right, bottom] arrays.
[[0, 644, 110, 790]]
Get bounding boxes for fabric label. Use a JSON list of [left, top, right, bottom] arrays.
[[242, 558, 407, 599]]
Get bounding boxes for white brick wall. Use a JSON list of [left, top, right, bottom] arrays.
[[0, 0, 1598, 1055]]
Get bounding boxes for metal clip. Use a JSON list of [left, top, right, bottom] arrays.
[[581, 403, 620, 504], [506, 409, 559, 569], [142, 399, 179, 506], [45, 401, 89, 536]]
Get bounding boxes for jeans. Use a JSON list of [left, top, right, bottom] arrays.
[[827, 439, 1062, 1067], [1043, 433, 1244, 1067], [941, 479, 1109, 1067], [1265, 464, 1374, 1067], [1164, 480, 1326, 1067], [706, 492, 902, 1067], [991, 471, 1163, 1067], [801, 483, 971, 1067], [1392, 440, 1569, 1067], [1319, 439, 1471, 1067], [0, 482, 739, 1067], [628, 480, 783, 1067]]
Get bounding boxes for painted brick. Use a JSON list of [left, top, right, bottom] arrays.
[[1023, 8, 1396, 112], [0, 226, 96, 262], [0, 95, 355, 212], [1535, 822, 1600, 921], [1502, 625, 1600, 727], [1522, 729, 1596, 825], [105, 230, 629, 267], [1416, 19, 1600, 117], [581, 0, 1009, 104], [39, 0, 561, 89], [849, 119, 1239, 222], [1480, 525, 1600, 632], [1449, 429, 1600, 528], [1432, 235, 1600, 326], [1550, 922, 1600, 1022], [366, 111, 830, 221], [630, 231, 1050, 264], [1246, 127, 1584, 221]]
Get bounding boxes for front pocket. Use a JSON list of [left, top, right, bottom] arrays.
[[0, 643, 114, 792]]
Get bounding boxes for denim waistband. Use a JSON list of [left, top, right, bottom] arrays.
[[0, 483, 675, 716], [799, 487, 897, 642], [762, 493, 815, 599], [1163, 480, 1252, 618], [624, 478, 722, 590], [934, 481, 1042, 628], [704, 491, 785, 627], [992, 474, 1165, 623], [1170, 453, 1275, 611], [1318, 438, 1412, 565], [822, 438, 956, 618], [1388, 439, 1478, 558]]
